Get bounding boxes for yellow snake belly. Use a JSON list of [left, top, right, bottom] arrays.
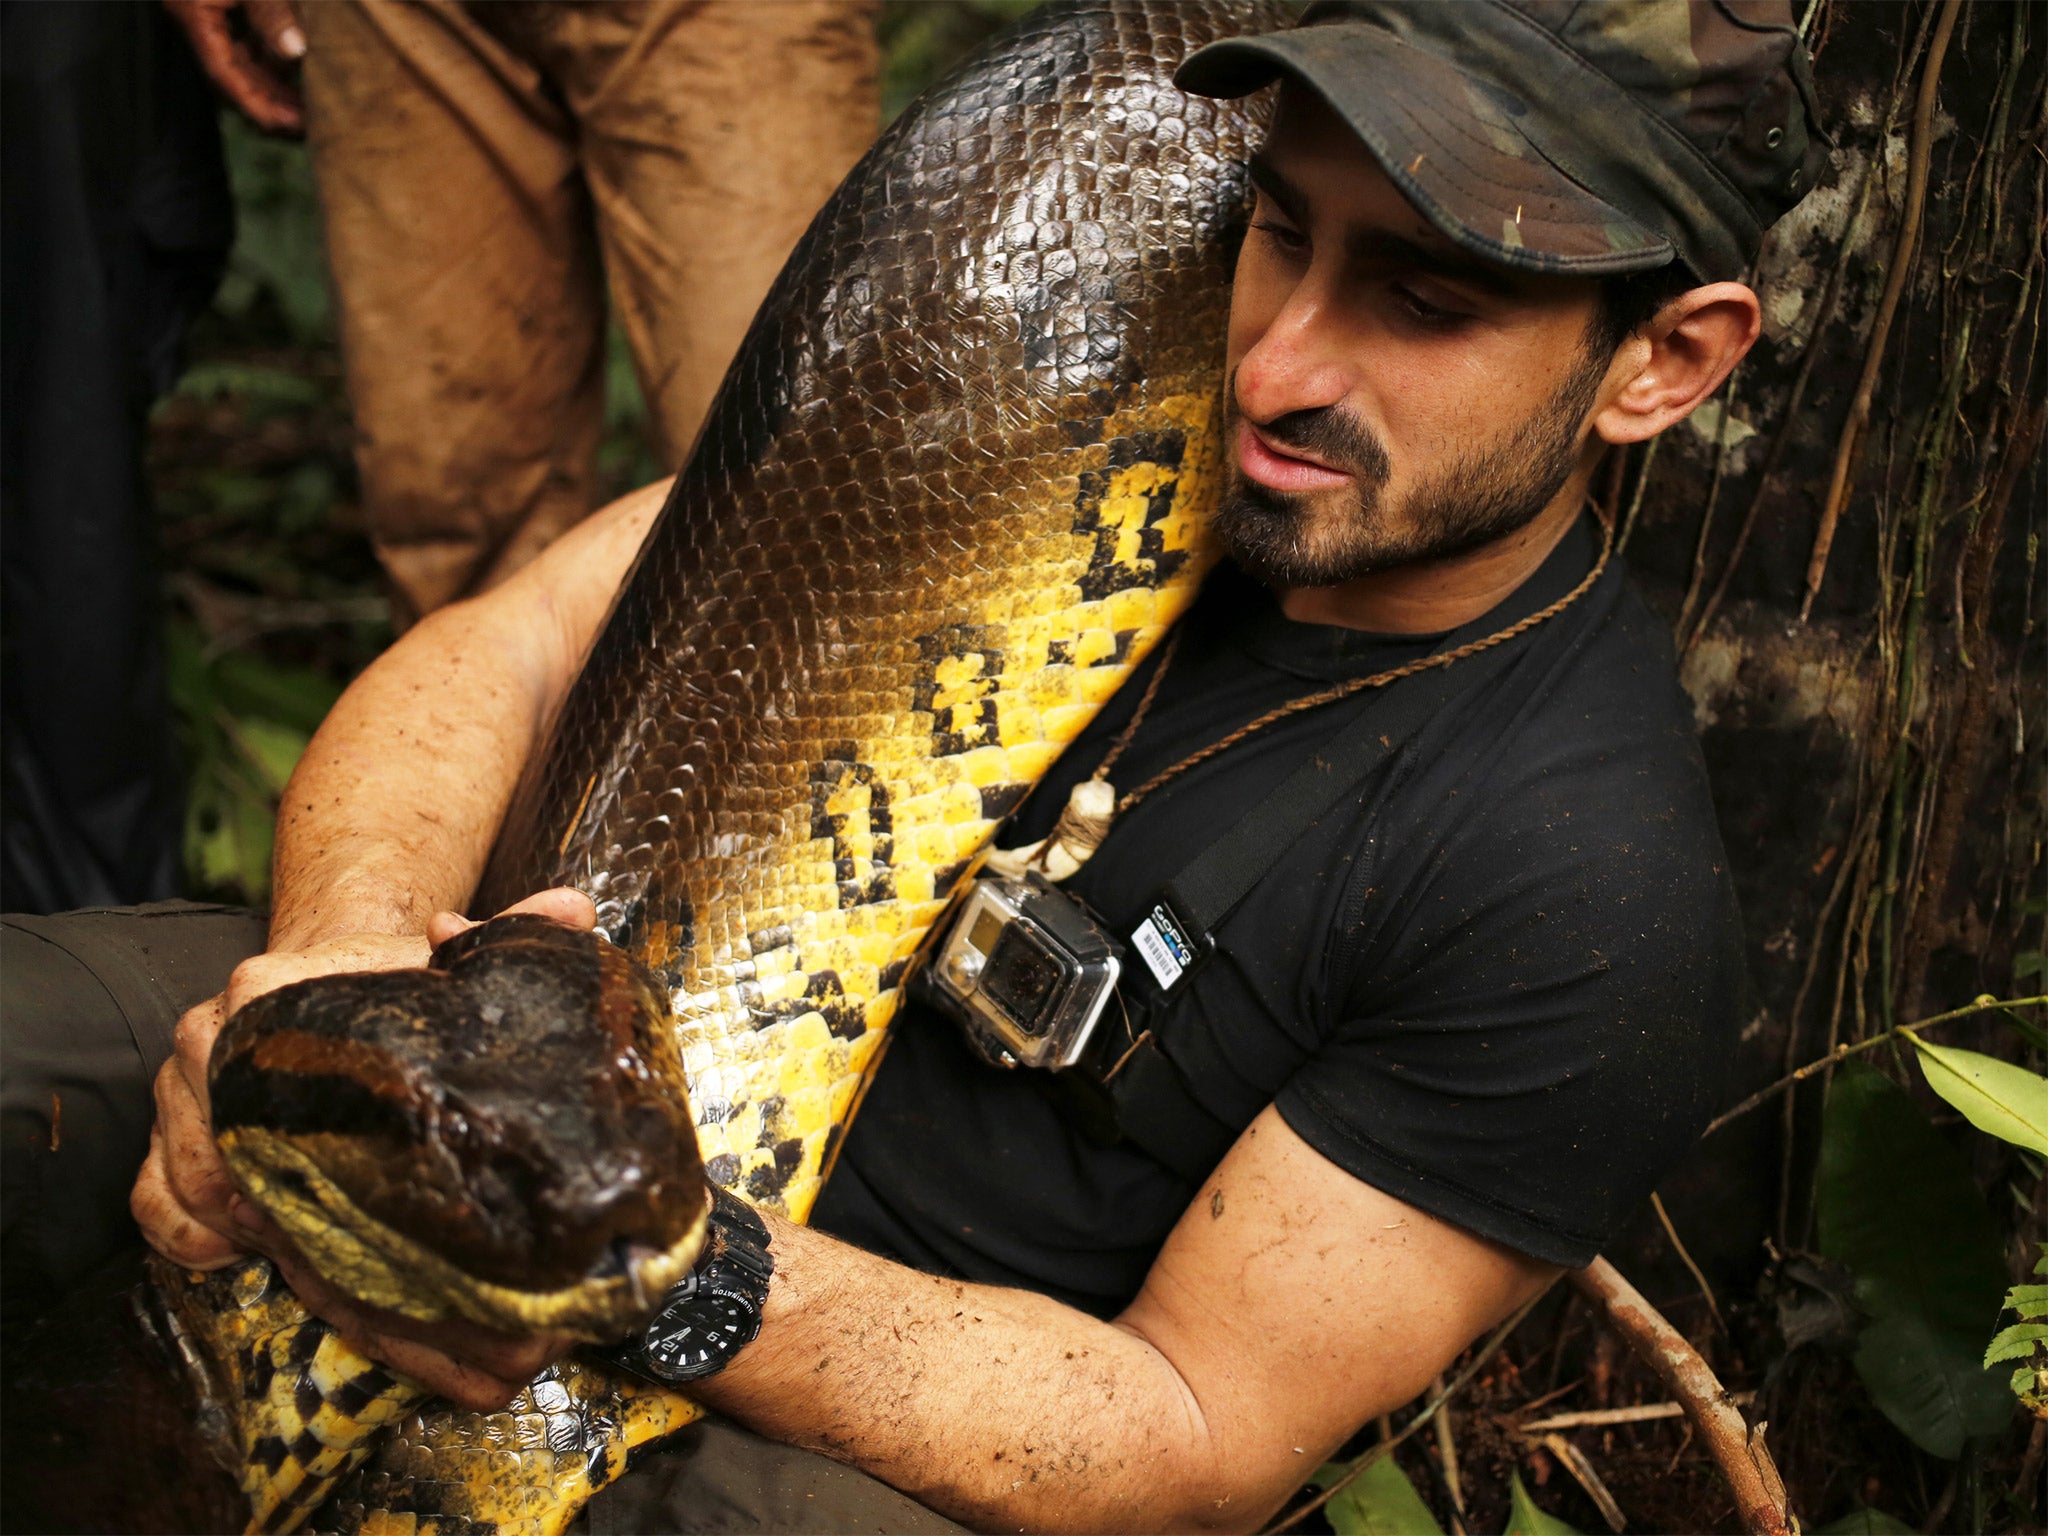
[[146, 4, 1281, 1531]]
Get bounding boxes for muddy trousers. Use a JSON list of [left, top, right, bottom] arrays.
[[0, 902, 961, 1533], [299, 0, 881, 621]]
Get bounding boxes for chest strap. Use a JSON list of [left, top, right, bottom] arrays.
[[1083, 598, 1555, 1185]]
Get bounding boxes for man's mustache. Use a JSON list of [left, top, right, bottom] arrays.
[[1228, 377, 1392, 488]]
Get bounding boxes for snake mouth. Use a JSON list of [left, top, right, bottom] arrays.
[[211, 916, 712, 1341], [216, 1126, 710, 1340]]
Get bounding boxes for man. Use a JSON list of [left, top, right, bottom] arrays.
[[9, 2, 1826, 1529]]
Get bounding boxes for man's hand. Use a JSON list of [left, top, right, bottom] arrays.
[[129, 888, 600, 1273], [255, 1213, 574, 1411], [163, 0, 306, 135], [126, 478, 664, 1389], [130, 929, 432, 1271]]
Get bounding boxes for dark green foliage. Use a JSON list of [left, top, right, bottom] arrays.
[[1816, 1062, 2014, 1459], [1814, 1509, 1917, 1535], [212, 114, 331, 347], [167, 621, 342, 900], [878, 1, 1043, 120]]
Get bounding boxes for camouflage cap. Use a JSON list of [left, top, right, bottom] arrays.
[[1176, 0, 1829, 284]]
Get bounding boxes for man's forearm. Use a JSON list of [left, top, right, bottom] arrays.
[[268, 598, 551, 947], [695, 1216, 1240, 1535], [265, 481, 669, 950]]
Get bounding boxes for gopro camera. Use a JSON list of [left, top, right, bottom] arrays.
[[914, 871, 1123, 1070]]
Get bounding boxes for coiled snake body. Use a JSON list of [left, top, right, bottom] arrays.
[[34, 5, 1280, 1531]]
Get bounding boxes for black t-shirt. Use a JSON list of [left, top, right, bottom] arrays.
[[811, 516, 1746, 1316]]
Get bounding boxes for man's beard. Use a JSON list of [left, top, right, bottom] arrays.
[[1212, 347, 1608, 590]]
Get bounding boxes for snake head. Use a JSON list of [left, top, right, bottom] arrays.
[[209, 914, 711, 1342]]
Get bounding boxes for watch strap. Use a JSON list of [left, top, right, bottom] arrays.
[[704, 1185, 774, 1296], [597, 1184, 774, 1386]]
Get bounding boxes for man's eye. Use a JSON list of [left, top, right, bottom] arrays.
[[1252, 219, 1307, 252], [1394, 285, 1470, 329]]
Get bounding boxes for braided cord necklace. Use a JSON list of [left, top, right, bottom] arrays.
[[988, 514, 1615, 882]]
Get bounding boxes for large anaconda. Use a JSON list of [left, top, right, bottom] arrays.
[[78, 4, 1282, 1532]]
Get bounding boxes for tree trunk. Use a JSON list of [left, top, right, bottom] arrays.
[[1606, 0, 2044, 1288]]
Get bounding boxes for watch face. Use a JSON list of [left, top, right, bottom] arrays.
[[641, 1276, 758, 1382]]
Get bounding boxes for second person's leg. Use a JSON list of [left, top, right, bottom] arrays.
[[299, 0, 609, 624], [548, 0, 882, 468]]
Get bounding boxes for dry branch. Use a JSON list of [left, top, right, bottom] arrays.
[[1569, 1258, 1792, 1536], [1701, 991, 2047, 1137], [1519, 1393, 1755, 1433], [1649, 1191, 1725, 1333], [1534, 1432, 1627, 1533]]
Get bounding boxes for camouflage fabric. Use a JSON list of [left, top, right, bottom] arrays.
[[1177, 0, 1829, 283]]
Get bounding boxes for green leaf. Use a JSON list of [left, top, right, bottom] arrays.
[[164, 621, 220, 725], [2004, 1284, 2048, 1319], [1309, 1456, 1443, 1536], [1905, 1031, 2048, 1156], [164, 621, 346, 737], [2014, 1366, 2042, 1396], [216, 114, 332, 345], [184, 753, 277, 902], [210, 648, 345, 735], [225, 715, 310, 798], [2016, 951, 2046, 983], [1816, 1062, 2014, 1458], [164, 620, 345, 902], [173, 358, 323, 409], [1984, 1323, 2048, 1366], [1816, 1509, 1917, 1534], [1505, 1471, 1580, 1536]]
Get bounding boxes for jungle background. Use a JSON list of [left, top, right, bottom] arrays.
[[146, 1, 2044, 1533]]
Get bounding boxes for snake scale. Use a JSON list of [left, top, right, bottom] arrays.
[[25, 4, 1283, 1531]]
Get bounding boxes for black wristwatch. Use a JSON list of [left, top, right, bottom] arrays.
[[605, 1185, 774, 1385]]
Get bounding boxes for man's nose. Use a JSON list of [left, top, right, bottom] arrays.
[[1233, 279, 1353, 425]]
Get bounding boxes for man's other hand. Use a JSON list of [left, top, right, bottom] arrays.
[[255, 1208, 573, 1410], [163, 0, 306, 135], [129, 887, 600, 1272]]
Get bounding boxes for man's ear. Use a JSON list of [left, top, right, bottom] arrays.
[[1592, 283, 1762, 446]]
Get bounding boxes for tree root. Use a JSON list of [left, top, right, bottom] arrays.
[[1570, 1259, 1793, 1536]]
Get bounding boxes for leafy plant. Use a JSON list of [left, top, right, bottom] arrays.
[[1814, 1508, 1917, 1534], [1902, 1026, 2048, 1157], [878, 0, 1043, 119], [1982, 1247, 2048, 1420], [1309, 1456, 1442, 1536], [1302, 1458, 1582, 1536], [214, 114, 332, 346], [174, 358, 325, 414], [1815, 1061, 2014, 1458], [167, 622, 343, 904], [1503, 1471, 1579, 1536]]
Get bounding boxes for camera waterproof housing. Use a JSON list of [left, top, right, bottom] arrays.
[[914, 871, 1123, 1070]]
